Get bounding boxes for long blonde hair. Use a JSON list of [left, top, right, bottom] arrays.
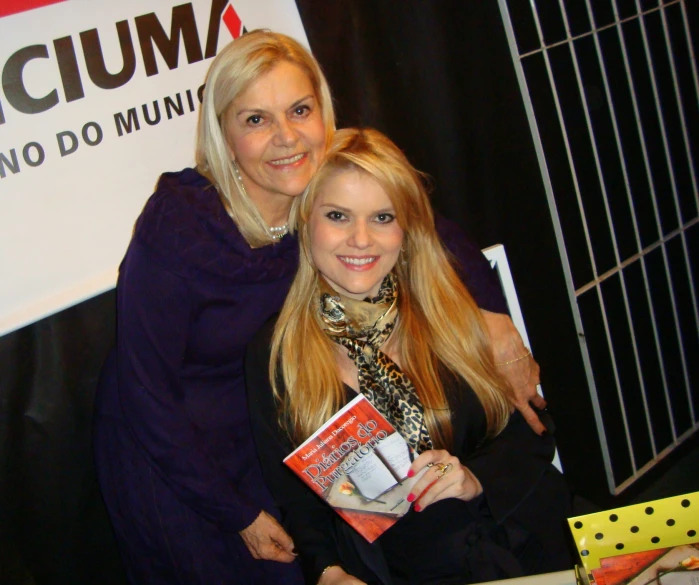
[[271, 128, 512, 448], [196, 30, 335, 248]]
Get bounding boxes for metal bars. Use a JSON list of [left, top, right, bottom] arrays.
[[498, 0, 699, 493]]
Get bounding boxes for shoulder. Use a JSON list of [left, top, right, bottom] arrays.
[[434, 212, 482, 264], [134, 167, 225, 247], [128, 168, 298, 282], [128, 167, 235, 278]]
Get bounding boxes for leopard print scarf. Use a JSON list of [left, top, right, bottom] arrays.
[[319, 273, 433, 453]]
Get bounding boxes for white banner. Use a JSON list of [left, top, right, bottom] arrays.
[[0, 0, 308, 336]]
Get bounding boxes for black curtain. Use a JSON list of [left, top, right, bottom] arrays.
[[0, 291, 125, 584], [0, 2, 666, 583]]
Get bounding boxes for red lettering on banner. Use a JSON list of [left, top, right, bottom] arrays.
[[0, 0, 67, 18], [222, 4, 243, 39]]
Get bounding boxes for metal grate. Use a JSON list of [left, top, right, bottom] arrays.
[[498, 0, 699, 494]]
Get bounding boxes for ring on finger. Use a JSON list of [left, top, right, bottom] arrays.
[[434, 462, 453, 478]]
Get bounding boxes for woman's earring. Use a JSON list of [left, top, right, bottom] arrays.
[[400, 246, 408, 266], [232, 159, 242, 181], [231, 160, 248, 198]]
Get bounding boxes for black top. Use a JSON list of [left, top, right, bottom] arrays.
[[246, 321, 573, 584]]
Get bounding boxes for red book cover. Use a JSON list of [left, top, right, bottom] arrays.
[[591, 543, 699, 585], [283, 394, 426, 543]]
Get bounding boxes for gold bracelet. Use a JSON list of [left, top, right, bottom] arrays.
[[495, 349, 531, 366]]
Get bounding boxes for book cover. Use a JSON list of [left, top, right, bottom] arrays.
[[283, 394, 427, 543], [567, 492, 699, 585], [595, 543, 698, 585]]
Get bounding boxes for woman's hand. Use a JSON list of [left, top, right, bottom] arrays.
[[318, 566, 367, 585], [481, 310, 547, 435], [406, 449, 482, 512], [239, 510, 297, 563]]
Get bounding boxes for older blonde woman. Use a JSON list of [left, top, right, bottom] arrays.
[[94, 30, 544, 585], [93, 30, 332, 585], [247, 128, 572, 585]]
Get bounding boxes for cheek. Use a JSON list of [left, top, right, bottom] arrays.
[[227, 130, 263, 164], [308, 220, 327, 263], [387, 229, 404, 254], [310, 224, 334, 252], [307, 122, 328, 160]]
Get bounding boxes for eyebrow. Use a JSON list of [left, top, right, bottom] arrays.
[[235, 94, 316, 117], [318, 203, 396, 214]]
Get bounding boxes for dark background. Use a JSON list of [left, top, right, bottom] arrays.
[[1, 2, 695, 583]]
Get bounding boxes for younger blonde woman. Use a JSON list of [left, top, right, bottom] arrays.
[[247, 128, 573, 585]]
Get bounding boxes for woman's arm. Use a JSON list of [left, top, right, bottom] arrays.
[[481, 310, 547, 435], [246, 323, 347, 583], [406, 379, 557, 519], [462, 410, 562, 521], [115, 243, 262, 534], [435, 214, 507, 313], [436, 214, 547, 434], [463, 410, 573, 570]]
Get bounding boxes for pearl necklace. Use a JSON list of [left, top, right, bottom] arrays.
[[269, 224, 289, 240], [232, 160, 289, 241]]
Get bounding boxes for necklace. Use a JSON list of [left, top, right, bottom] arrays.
[[269, 224, 289, 240], [232, 160, 289, 241]]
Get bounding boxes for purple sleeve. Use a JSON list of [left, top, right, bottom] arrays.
[[434, 214, 509, 315], [115, 242, 261, 533]]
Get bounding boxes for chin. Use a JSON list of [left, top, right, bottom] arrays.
[[344, 285, 382, 299], [279, 180, 310, 198]]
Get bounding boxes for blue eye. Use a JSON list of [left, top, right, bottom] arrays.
[[376, 213, 395, 223]]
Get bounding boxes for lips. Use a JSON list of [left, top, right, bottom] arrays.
[[268, 152, 306, 166]]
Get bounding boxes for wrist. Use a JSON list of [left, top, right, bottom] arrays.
[[318, 565, 344, 585], [460, 464, 483, 500]]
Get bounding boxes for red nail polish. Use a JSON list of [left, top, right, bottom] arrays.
[[407, 493, 415, 503], [407, 469, 415, 478], [414, 504, 421, 512]]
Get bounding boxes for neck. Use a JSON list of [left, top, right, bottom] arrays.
[[245, 186, 293, 228]]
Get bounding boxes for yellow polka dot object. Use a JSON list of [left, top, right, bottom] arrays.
[[568, 491, 699, 576]]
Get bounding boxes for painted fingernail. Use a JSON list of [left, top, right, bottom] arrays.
[[407, 493, 416, 502], [414, 504, 421, 512], [407, 469, 415, 478]]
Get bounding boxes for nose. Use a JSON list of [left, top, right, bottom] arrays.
[[348, 220, 372, 249], [274, 118, 299, 147]]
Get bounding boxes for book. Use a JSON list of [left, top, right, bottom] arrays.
[[567, 492, 699, 585], [595, 543, 699, 585], [283, 393, 427, 543]]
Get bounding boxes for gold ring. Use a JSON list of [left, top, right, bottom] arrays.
[[434, 462, 453, 478]]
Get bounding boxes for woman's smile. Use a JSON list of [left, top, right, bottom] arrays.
[[336, 255, 380, 269], [267, 152, 307, 167]]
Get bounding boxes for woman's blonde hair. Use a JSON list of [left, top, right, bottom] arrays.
[[196, 30, 335, 248], [271, 128, 513, 448]]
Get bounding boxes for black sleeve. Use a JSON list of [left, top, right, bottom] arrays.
[[464, 410, 561, 522], [245, 322, 343, 584], [460, 402, 574, 570]]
